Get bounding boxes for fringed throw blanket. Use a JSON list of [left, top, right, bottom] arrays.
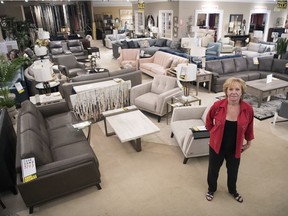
[[70, 80, 131, 121]]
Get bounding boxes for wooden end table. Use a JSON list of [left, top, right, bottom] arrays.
[[166, 68, 212, 96]]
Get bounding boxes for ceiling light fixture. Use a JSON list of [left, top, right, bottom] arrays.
[[0, 1, 4, 3]]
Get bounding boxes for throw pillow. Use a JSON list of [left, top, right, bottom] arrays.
[[155, 39, 167, 47], [170, 40, 180, 50], [138, 40, 150, 48], [121, 40, 129, 49], [127, 41, 136, 48], [258, 44, 266, 53], [247, 43, 261, 52]]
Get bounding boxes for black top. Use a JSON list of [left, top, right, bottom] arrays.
[[220, 120, 237, 154]]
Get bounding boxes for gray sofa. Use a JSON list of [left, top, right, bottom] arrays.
[[112, 38, 180, 59], [205, 56, 288, 92], [16, 100, 101, 214], [61, 67, 142, 110]]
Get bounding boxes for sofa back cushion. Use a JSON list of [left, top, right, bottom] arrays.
[[49, 41, 64, 55], [67, 40, 83, 53], [221, 59, 236, 73], [151, 75, 177, 94], [20, 130, 53, 166], [20, 100, 46, 128], [234, 57, 248, 72], [206, 60, 223, 74], [155, 39, 167, 47], [247, 42, 261, 52], [272, 59, 288, 73], [246, 58, 259, 71], [154, 52, 173, 68], [258, 57, 273, 71]]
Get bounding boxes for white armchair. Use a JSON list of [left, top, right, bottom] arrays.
[[170, 105, 211, 164], [130, 75, 182, 122], [219, 37, 235, 53]]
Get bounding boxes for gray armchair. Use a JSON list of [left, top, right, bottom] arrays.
[[67, 40, 88, 60], [130, 75, 181, 122], [56, 55, 87, 78], [273, 100, 288, 125], [170, 105, 211, 164]]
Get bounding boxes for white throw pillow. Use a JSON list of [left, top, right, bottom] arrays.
[[247, 43, 261, 52]]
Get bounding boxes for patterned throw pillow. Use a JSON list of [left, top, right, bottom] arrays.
[[138, 40, 150, 48]]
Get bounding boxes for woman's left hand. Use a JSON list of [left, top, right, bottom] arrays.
[[241, 142, 251, 152]]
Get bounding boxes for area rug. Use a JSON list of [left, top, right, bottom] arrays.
[[216, 94, 286, 121]]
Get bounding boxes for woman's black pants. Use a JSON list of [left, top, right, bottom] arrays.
[[207, 147, 240, 194]]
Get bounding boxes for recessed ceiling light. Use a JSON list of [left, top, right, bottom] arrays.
[[0, 1, 4, 3]]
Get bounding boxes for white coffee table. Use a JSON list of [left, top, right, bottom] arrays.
[[102, 105, 160, 152]]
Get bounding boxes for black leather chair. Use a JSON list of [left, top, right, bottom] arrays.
[[67, 40, 88, 60]]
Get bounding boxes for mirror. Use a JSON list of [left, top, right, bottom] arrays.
[[147, 15, 155, 31], [228, 14, 243, 35], [195, 9, 223, 41], [247, 9, 270, 41]]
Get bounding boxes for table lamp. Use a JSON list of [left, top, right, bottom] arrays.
[[33, 64, 53, 95], [181, 38, 199, 62], [190, 45, 206, 68], [34, 28, 50, 59], [176, 63, 197, 100]]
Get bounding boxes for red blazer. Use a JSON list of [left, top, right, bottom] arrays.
[[205, 98, 254, 158]]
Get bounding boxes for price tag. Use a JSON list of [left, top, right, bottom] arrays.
[[15, 82, 24, 94]]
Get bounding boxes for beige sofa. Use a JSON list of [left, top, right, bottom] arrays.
[[139, 51, 189, 77], [241, 42, 276, 57]]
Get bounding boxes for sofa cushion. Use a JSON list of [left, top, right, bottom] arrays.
[[221, 59, 236, 73], [206, 60, 223, 74], [148, 39, 157, 47], [171, 59, 179, 68], [127, 41, 136, 48], [121, 40, 129, 49], [109, 68, 135, 76], [170, 40, 180, 50], [166, 40, 172, 47], [247, 71, 261, 80], [234, 57, 247, 72], [20, 100, 46, 127], [246, 58, 259, 71], [71, 72, 109, 82], [45, 112, 78, 130], [151, 75, 176, 94], [258, 57, 273, 71], [138, 40, 150, 48], [247, 43, 261, 52], [272, 59, 288, 73], [258, 44, 267, 53], [20, 130, 53, 166], [264, 45, 275, 52], [155, 39, 167, 47], [135, 92, 158, 112]]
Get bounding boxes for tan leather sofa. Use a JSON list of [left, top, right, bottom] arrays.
[[139, 51, 188, 77]]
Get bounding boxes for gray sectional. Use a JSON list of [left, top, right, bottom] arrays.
[[205, 56, 288, 92]]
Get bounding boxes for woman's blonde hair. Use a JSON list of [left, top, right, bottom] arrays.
[[223, 77, 246, 97]]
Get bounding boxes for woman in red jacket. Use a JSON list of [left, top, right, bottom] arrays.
[[205, 77, 254, 203]]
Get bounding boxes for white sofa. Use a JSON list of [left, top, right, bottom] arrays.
[[241, 42, 276, 57], [139, 51, 189, 77], [104, 33, 128, 49]]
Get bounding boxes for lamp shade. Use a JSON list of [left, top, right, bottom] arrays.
[[176, 63, 197, 82], [190, 46, 206, 57], [32, 62, 53, 82]]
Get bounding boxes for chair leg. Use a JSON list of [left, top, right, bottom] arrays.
[[170, 132, 174, 138], [183, 157, 189, 164], [29, 206, 34, 214], [96, 183, 102, 190], [157, 116, 161, 123], [272, 112, 278, 125], [0, 198, 6, 209]]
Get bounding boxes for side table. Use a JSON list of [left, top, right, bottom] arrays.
[[35, 81, 60, 94], [196, 69, 212, 96], [166, 93, 201, 124], [167, 68, 212, 96], [29, 92, 63, 105]]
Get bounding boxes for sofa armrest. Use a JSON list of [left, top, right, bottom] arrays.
[[37, 100, 70, 118], [171, 106, 207, 122], [76, 62, 85, 69], [139, 56, 154, 64], [156, 88, 182, 114], [130, 82, 152, 105], [210, 72, 220, 78]]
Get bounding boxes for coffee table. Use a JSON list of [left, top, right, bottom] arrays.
[[246, 78, 288, 107], [102, 105, 160, 152]]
